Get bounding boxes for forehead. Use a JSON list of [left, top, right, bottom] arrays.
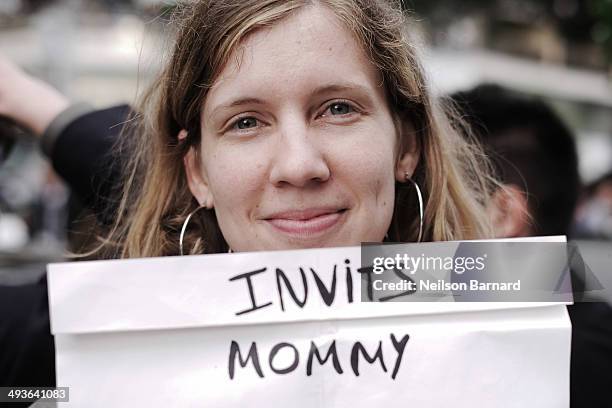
[[203, 5, 384, 113]]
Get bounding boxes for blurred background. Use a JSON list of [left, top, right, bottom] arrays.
[[0, 0, 610, 293]]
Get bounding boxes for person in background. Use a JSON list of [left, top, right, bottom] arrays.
[[452, 83, 612, 408], [451, 84, 580, 238], [0, 57, 129, 231], [573, 171, 612, 240]]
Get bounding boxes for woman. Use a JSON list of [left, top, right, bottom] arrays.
[[1, 1, 495, 257], [102, 0, 495, 258], [0, 0, 496, 389]]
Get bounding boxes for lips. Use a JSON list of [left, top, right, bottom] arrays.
[[264, 208, 347, 237]]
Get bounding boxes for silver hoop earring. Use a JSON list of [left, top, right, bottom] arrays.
[[179, 206, 207, 256], [405, 173, 424, 243]]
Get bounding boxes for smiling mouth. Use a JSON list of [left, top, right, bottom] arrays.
[[264, 209, 347, 237]]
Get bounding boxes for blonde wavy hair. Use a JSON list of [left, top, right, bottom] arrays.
[[97, 0, 496, 258]]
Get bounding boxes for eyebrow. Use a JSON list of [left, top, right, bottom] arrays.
[[211, 97, 266, 118], [309, 82, 373, 98], [210, 82, 375, 118]]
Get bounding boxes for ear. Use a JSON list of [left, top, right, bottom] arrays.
[[182, 131, 214, 209], [487, 184, 532, 238], [394, 118, 420, 182]]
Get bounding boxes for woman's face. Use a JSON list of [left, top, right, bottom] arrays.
[[186, 5, 418, 252]]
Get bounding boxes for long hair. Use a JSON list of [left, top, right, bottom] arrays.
[[97, 0, 495, 258]]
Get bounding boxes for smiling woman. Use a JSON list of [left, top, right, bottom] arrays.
[[106, 0, 496, 258]]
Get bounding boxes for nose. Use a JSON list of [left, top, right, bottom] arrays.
[[269, 121, 331, 187]]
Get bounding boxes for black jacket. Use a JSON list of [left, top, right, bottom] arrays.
[[1, 106, 130, 402]]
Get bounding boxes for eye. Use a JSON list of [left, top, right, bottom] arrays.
[[328, 102, 353, 115], [319, 100, 358, 119], [233, 117, 259, 130]]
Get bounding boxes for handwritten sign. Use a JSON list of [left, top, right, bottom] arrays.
[[47, 237, 570, 407]]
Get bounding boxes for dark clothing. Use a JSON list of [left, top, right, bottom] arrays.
[[1, 106, 611, 407], [568, 302, 612, 407], [1, 106, 130, 399], [0, 279, 53, 385], [0, 278, 54, 408], [47, 104, 131, 224]]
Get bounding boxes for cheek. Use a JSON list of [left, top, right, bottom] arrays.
[[335, 139, 395, 241], [342, 133, 397, 207], [202, 147, 267, 216], [362, 154, 396, 211]]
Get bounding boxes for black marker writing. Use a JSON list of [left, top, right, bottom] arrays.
[[306, 340, 343, 376], [311, 265, 337, 306], [269, 342, 300, 374], [227, 334, 409, 380], [390, 334, 410, 379], [350, 341, 387, 376], [229, 268, 273, 316], [276, 268, 308, 311], [228, 341, 264, 379]]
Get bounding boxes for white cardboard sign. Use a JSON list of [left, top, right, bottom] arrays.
[[47, 237, 570, 407]]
